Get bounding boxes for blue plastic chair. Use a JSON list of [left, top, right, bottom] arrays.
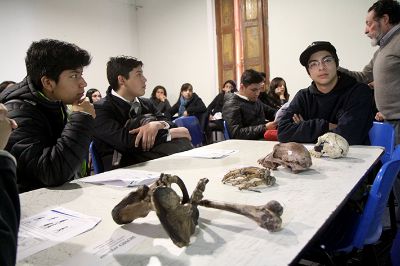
[[393, 144, 400, 160], [369, 121, 396, 163], [173, 116, 204, 147], [223, 120, 230, 140], [391, 229, 400, 266], [89, 141, 104, 174], [337, 158, 400, 253]]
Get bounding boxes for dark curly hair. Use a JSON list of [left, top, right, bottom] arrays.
[[25, 39, 91, 90]]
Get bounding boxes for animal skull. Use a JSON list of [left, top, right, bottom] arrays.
[[258, 142, 312, 173], [310, 132, 349, 159]]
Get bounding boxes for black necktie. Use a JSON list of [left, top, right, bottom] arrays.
[[129, 101, 142, 118]]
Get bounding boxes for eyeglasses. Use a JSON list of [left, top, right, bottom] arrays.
[[307, 56, 335, 71]]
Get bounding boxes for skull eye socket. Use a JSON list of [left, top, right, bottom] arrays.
[[314, 144, 323, 152]]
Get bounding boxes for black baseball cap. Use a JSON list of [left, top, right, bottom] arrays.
[[299, 41, 338, 67]]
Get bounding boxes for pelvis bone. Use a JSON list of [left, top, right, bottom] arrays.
[[112, 173, 283, 247]]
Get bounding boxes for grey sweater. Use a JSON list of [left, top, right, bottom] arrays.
[[340, 26, 400, 120]]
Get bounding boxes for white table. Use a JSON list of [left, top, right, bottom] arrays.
[[17, 140, 383, 266]]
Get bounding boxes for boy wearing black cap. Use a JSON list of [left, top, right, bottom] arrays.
[[278, 41, 374, 145]]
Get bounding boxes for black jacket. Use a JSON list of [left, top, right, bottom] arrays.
[[168, 93, 207, 119], [0, 77, 94, 192], [207, 92, 225, 115], [259, 92, 288, 111], [222, 93, 275, 139], [278, 72, 373, 145], [0, 151, 20, 266], [93, 87, 186, 171], [150, 98, 171, 114]]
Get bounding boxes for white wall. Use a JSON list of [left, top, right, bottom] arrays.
[[0, 0, 378, 105], [0, 0, 138, 92], [136, 0, 217, 105], [268, 0, 376, 97]]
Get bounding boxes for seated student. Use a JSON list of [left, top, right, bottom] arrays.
[[0, 103, 20, 266], [150, 85, 171, 114], [86, 88, 102, 103], [205, 80, 237, 142], [0, 81, 16, 93], [265, 77, 290, 110], [278, 41, 374, 145], [0, 39, 95, 192], [93, 56, 192, 171], [258, 72, 271, 106], [207, 80, 237, 130], [222, 69, 277, 140], [168, 83, 207, 119]]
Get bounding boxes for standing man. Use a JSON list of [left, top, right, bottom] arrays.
[[278, 41, 374, 145], [222, 69, 276, 140], [93, 56, 192, 171], [0, 39, 95, 193], [340, 0, 400, 144]]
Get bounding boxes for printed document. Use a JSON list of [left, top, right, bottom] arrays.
[[17, 207, 101, 261]]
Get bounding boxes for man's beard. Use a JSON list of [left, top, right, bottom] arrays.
[[370, 25, 384, 46]]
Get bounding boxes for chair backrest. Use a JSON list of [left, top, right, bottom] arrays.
[[351, 158, 400, 248], [392, 144, 400, 160], [369, 121, 395, 163], [173, 116, 204, 147], [89, 141, 104, 174], [223, 120, 230, 140]]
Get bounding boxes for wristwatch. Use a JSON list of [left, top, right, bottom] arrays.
[[159, 121, 170, 129]]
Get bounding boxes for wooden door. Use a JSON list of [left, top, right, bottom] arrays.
[[215, 0, 269, 88], [215, 0, 237, 90]]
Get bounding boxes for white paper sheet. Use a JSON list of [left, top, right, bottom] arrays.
[[17, 207, 101, 261], [79, 168, 161, 187], [176, 149, 238, 159], [59, 229, 145, 266]]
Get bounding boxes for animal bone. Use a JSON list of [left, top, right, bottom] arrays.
[[199, 199, 283, 232], [258, 142, 312, 173], [222, 166, 276, 190], [111, 173, 190, 225], [112, 174, 206, 247], [310, 132, 349, 159], [112, 174, 284, 247], [152, 178, 209, 247]]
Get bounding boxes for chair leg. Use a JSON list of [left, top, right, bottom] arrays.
[[389, 190, 397, 234], [361, 245, 379, 266]]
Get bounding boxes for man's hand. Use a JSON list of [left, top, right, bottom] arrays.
[[0, 103, 18, 150], [72, 97, 96, 118], [375, 111, 385, 121], [183, 111, 188, 117], [170, 127, 191, 141], [292, 114, 304, 124], [368, 81, 374, 89], [329, 123, 338, 130], [265, 121, 277, 130], [129, 121, 163, 151]]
